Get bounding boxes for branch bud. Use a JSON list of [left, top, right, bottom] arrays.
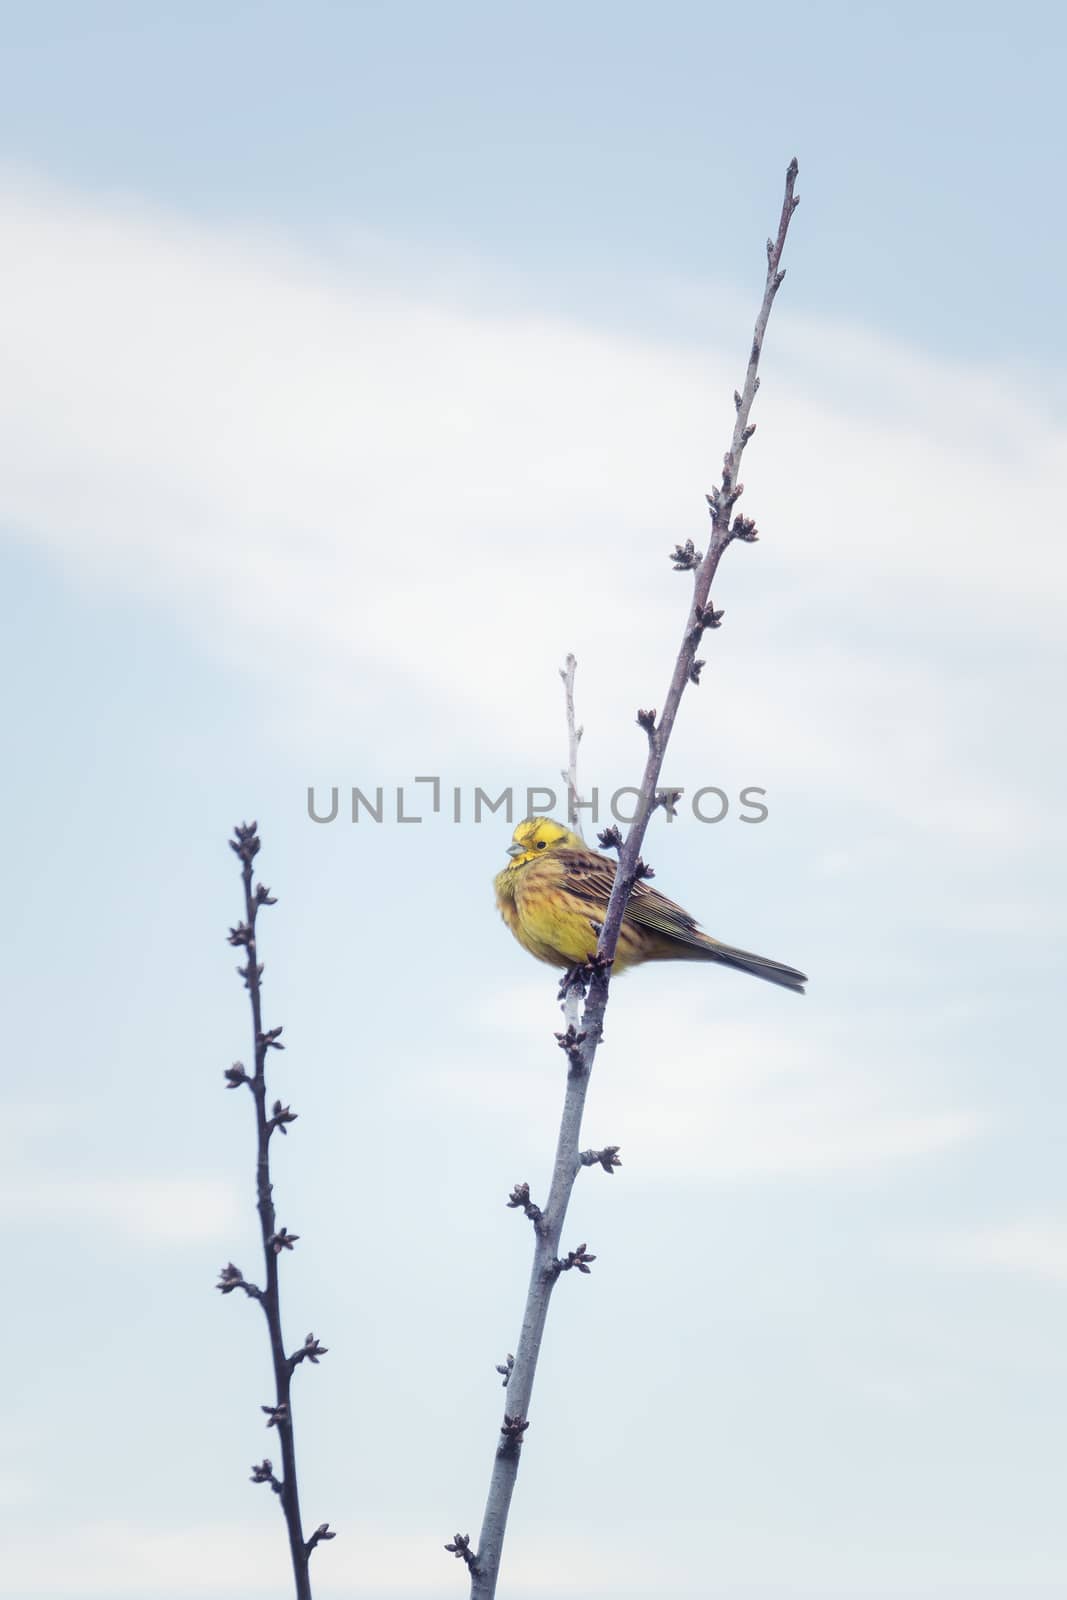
[[444, 1533, 477, 1570], [500, 1413, 530, 1444], [557, 1243, 597, 1275], [250, 1459, 282, 1494], [670, 539, 702, 571], [268, 1100, 298, 1135], [580, 1145, 622, 1175], [506, 1182, 543, 1226], [229, 822, 261, 864], [731, 515, 759, 544], [291, 1332, 329, 1367]]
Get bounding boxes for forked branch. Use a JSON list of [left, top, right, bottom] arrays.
[[459, 158, 801, 1600]]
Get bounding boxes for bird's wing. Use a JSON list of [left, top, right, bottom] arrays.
[[555, 849, 709, 947]]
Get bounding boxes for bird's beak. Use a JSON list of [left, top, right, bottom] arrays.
[[506, 842, 524, 858]]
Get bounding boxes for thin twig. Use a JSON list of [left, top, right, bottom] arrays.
[[557, 653, 590, 1187], [556, 653, 589, 1071], [218, 823, 333, 1597], [558, 652, 585, 837], [464, 157, 800, 1600]]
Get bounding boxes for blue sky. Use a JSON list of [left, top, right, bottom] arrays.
[[2, 4, 1066, 1597]]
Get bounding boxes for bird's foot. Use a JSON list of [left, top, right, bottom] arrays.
[[557, 964, 592, 1002], [557, 953, 613, 1003]]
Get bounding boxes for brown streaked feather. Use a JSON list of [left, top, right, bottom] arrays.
[[551, 847, 703, 942], [497, 843, 806, 990]]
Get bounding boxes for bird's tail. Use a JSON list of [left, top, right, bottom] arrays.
[[694, 936, 807, 993]]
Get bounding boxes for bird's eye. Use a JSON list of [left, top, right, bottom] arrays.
[[536, 840, 547, 849]]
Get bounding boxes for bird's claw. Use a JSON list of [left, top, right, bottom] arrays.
[[557, 964, 591, 1001], [557, 953, 613, 1003]]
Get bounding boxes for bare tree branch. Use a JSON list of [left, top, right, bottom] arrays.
[[462, 157, 800, 1600], [558, 652, 585, 836], [219, 822, 333, 1597]]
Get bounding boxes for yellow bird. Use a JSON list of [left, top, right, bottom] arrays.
[[494, 816, 806, 992]]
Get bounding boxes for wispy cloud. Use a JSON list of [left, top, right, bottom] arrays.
[[909, 1221, 1067, 1282], [433, 981, 982, 1180], [1, 168, 1062, 858], [0, 1518, 663, 1596], [0, 1173, 241, 1241]]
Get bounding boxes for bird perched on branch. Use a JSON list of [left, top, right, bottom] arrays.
[[494, 816, 806, 992]]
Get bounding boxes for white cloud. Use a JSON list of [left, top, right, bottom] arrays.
[[910, 1222, 1067, 1282], [0, 166, 1063, 860], [0, 1173, 241, 1241], [432, 980, 981, 1180], [0, 1518, 662, 1596]]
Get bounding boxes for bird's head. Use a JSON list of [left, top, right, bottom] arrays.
[[504, 816, 584, 866]]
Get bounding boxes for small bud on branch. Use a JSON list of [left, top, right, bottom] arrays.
[[670, 539, 703, 571], [217, 1261, 262, 1299], [268, 1100, 298, 1135], [306, 1523, 336, 1555], [579, 1146, 622, 1175], [269, 1227, 300, 1254], [445, 1533, 478, 1570], [506, 1182, 544, 1227], [251, 1459, 283, 1493], [290, 1332, 329, 1368], [554, 1024, 587, 1071], [229, 822, 261, 864], [556, 1243, 597, 1275], [495, 1353, 515, 1387]]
